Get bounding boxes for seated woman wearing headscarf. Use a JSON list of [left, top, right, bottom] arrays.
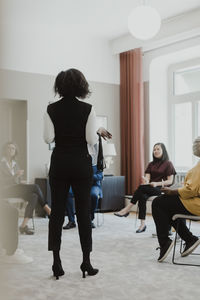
[[152, 136, 200, 262]]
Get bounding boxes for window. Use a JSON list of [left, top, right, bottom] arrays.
[[174, 66, 200, 95], [174, 102, 192, 168], [169, 60, 200, 171]]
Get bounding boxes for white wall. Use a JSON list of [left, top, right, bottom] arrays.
[[0, 1, 121, 181], [3, 1, 200, 175], [0, 69, 120, 182], [0, 21, 120, 85]]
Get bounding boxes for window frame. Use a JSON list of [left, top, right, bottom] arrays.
[[168, 58, 200, 171]]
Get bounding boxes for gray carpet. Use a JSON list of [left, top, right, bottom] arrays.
[[1, 213, 200, 300]]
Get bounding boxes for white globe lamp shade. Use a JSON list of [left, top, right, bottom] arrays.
[[128, 5, 161, 40]]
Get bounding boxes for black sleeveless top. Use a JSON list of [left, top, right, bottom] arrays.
[[47, 97, 92, 151], [47, 97, 93, 179]]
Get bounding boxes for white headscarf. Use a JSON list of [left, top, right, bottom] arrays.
[[193, 136, 200, 157]]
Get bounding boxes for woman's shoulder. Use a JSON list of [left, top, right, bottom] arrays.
[[165, 160, 175, 168], [159, 160, 175, 169], [0, 157, 7, 166], [78, 99, 92, 109], [147, 161, 153, 166], [47, 100, 60, 114], [0, 158, 10, 173], [47, 98, 93, 119], [78, 100, 93, 116], [192, 161, 200, 173], [47, 99, 63, 109], [145, 161, 154, 170], [163, 160, 176, 174], [148, 160, 174, 168]]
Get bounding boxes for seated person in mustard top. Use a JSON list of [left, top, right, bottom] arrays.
[[152, 136, 200, 263], [0, 142, 51, 235], [115, 143, 176, 233]]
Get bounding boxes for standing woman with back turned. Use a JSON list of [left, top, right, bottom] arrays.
[[43, 69, 99, 279]]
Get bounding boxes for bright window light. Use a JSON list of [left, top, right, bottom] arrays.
[[174, 102, 192, 169]]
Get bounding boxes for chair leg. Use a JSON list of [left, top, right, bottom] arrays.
[[172, 220, 179, 264], [96, 198, 104, 227], [135, 204, 138, 228], [96, 210, 104, 227], [180, 219, 191, 254], [97, 210, 99, 227], [172, 218, 200, 266]]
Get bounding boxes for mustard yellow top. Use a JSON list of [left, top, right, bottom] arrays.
[[178, 161, 200, 215]]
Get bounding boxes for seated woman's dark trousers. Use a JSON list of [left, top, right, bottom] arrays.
[[1, 183, 46, 218], [152, 194, 195, 247], [131, 185, 162, 219], [0, 200, 18, 255]]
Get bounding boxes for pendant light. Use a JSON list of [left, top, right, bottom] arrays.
[[128, 1, 161, 40]]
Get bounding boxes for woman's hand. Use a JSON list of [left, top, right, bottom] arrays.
[[161, 187, 178, 195], [161, 187, 171, 194], [97, 127, 112, 140], [141, 176, 149, 184], [150, 182, 157, 188]]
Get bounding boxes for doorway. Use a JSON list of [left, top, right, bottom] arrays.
[[0, 99, 27, 179]]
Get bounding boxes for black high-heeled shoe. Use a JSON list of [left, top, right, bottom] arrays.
[[114, 212, 129, 217], [80, 262, 99, 278], [136, 225, 147, 233], [52, 262, 65, 280]]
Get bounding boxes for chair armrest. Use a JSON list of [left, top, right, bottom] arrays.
[[172, 214, 200, 221]]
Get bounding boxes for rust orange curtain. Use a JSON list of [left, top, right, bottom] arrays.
[[120, 48, 144, 194]]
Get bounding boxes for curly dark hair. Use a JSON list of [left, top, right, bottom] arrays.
[[152, 142, 169, 162], [2, 142, 18, 159], [54, 68, 91, 99]]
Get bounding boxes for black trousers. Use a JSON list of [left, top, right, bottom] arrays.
[[152, 194, 196, 247], [49, 177, 92, 253], [48, 148, 93, 255], [131, 185, 162, 219], [0, 200, 18, 255], [1, 183, 46, 218]]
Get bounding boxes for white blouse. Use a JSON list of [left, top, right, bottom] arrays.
[[43, 106, 98, 146]]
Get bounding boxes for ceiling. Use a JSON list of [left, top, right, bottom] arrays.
[[1, 0, 200, 40]]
